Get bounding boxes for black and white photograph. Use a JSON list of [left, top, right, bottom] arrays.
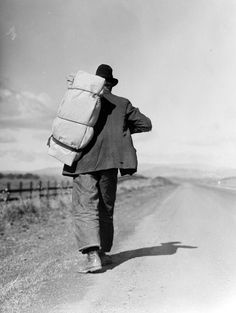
[[1, 0, 236, 312]]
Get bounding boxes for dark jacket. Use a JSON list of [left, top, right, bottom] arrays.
[[62, 92, 152, 176]]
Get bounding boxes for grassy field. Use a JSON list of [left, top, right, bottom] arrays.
[[0, 175, 166, 236], [0, 176, 174, 313], [0, 174, 149, 202]]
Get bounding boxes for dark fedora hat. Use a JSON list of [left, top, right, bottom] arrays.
[[96, 64, 118, 87]]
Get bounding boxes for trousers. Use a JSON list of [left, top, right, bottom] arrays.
[[72, 168, 118, 252]]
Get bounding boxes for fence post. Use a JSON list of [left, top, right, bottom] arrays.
[[39, 181, 42, 198], [30, 181, 33, 199], [19, 181, 23, 198], [47, 181, 50, 198], [61, 181, 64, 194], [6, 182, 11, 202], [54, 181, 57, 196], [7, 182, 11, 191]]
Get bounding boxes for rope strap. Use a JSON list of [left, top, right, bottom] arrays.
[[48, 135, 82, 152]]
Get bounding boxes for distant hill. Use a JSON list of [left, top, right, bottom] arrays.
[[139, 166, 213, 179], [32, 167, 63, 177], [33, 164, 157, 179], [0, 172, 40, 180], [218, 176, 236, 187], [138, 164, 236, 179], [2, 163, 236, 181], [137, 163, 158, 172]]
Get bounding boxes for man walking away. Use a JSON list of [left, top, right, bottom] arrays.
[[63, 64, 152, 273]]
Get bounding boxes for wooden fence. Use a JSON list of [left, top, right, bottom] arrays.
[[0, 180, 73, 202], [0, 174, 147, 202]]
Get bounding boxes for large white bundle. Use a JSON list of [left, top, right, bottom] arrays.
[[48, 71, 105, 165]]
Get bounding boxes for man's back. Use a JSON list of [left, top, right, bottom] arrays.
[[63, 92, 151, 176]]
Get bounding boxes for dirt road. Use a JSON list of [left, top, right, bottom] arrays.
[[2, 180, 236, 313]]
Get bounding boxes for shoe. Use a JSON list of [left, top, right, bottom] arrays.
[[78, 250, 102, 273], [99, 250, 112, 266]]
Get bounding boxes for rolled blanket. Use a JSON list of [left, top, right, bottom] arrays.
[[48, 71, 105, 166]]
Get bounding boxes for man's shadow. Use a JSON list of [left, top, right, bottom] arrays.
[[100, 242, 197, 273]]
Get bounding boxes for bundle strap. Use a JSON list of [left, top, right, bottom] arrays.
[[67, 87, 103, 97], [47, 135, 82, 152]]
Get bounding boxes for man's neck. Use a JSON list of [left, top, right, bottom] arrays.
[[102, 87, 112, 95]]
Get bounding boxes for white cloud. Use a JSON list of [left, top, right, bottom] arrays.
[[5, 26, 17, 41], [0, 88, 12, 97], [0, 85, 56, 130], [0, 148, 62, 172], [0, 128, 61, 171], [0, 149, 36, 162], [0, 132, 16, 143]]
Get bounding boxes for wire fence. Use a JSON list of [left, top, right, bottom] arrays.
[[0, 180, 73, 202], [0, 174, 148, 203]]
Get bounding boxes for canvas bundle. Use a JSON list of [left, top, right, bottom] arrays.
[[48, 71, 105, 166]]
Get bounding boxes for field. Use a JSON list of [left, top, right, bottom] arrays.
[[1, 171, 236, 313], [0, 174, 150, 202], [0, 175, 171, 313]]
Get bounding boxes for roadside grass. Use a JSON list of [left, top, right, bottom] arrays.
[[0, 176, 174, 313], [0, 194, 71, 236], [0, 193, 75, 313], [0, 176, 172, 237]]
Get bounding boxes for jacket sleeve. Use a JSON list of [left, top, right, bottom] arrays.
[[125, 102, 152, 134]]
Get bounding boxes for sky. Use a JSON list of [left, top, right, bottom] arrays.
[[1, 0, 236, 172]]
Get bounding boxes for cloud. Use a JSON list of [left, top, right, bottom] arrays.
[[0, 133, 16, 143], [32, 130, 51, 142], [5, 26, 17, 40], [0, 149, 36, 162], [0, 127, 54, 171], [0, 84, 56, 130]]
